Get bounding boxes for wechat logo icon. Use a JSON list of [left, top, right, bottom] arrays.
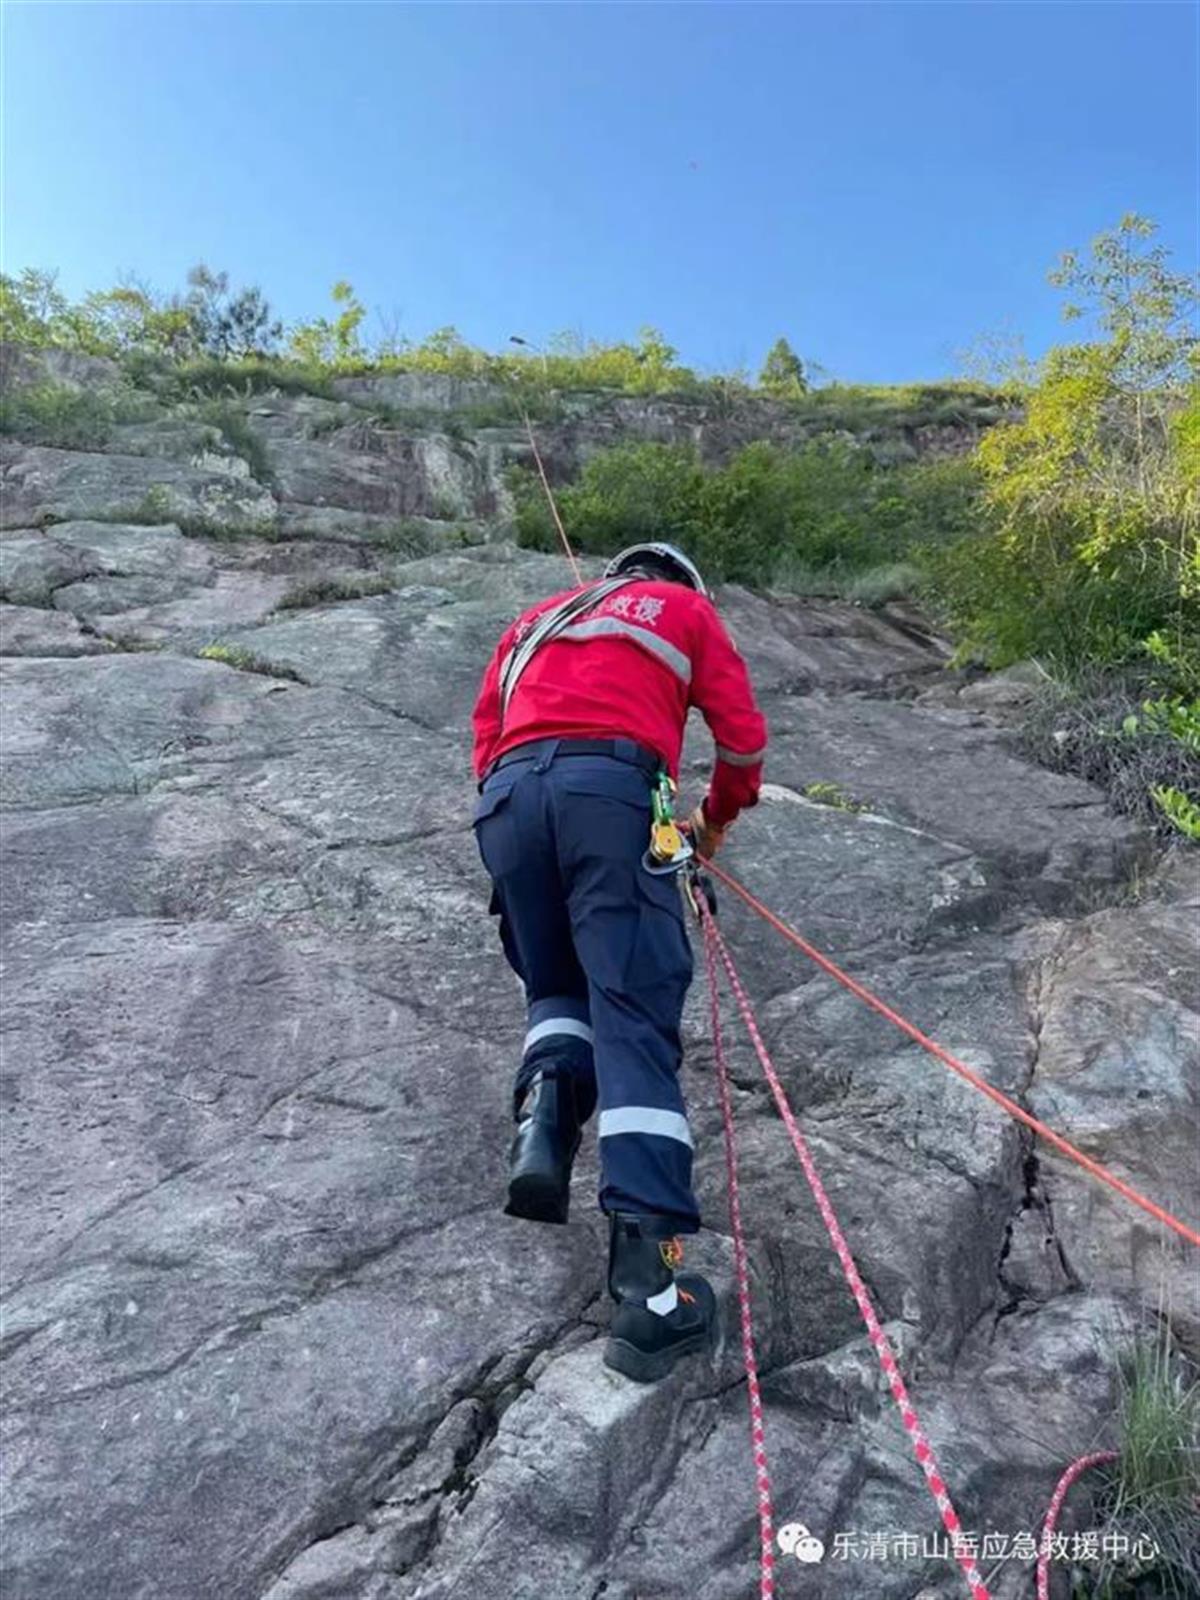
[[777, 1522, 826, 1564]]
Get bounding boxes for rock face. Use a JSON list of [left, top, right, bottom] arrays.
[[1, 353, 1196, 1600], [0, 341, 1006, 551]]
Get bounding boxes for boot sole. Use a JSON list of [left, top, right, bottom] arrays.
[[602, 1328, 711, 1383], [602, 1289, 719, 1384], [505, 1169, 570, 1226]]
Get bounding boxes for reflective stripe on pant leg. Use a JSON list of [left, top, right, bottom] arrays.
[[598, 1106, 691, 1145], [516, 994, 597, 1121], [525, 996, 594, 1054], [597, 1104, 699, 1232]]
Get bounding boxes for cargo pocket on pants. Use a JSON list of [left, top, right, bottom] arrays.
[[628, 869, 693, 992], [472, 775, 520, 880]]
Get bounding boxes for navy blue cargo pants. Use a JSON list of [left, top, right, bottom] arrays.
[[473, 738, 700, 1232]]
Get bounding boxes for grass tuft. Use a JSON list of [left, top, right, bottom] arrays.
[[845, 562, 924, 607], [361, 521, 435, 556], [1082, 1334, 1200, 1599], [274, 575, 392, 611], [198, 642, 304, 681], [803, 781, 870, 813]]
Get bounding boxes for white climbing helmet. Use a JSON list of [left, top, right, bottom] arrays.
[[603, 542, 708, 598]]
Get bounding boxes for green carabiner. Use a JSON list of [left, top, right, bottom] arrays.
[[646, 769, 690, 870]]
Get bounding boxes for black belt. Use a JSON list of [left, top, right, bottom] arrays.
[[486, 737, 662, 782]]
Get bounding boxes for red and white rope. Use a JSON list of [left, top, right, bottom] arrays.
[[697, 896, 991, 1600], [1036, 1451, 1118, 1600], [700, 904, 777, 1597]]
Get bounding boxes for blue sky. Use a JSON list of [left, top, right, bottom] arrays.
[[4, 3, 1196, 382]]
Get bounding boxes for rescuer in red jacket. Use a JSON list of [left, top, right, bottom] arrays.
[[471, 542, 767, 1382]]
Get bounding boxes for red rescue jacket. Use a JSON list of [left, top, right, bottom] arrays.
[[471, 578, 768, 827]]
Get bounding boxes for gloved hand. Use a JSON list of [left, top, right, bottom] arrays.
[[686, 803, 727, 859]]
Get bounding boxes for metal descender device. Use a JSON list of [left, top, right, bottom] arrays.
[[643, 770, 695, 875]]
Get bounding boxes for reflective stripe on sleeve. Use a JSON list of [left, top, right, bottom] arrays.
[[715, 744, 767, 767]]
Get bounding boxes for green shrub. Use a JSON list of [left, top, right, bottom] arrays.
[[937, 217, 1198, 687], [1, 270, 80, 346], [384, 324, 700, 395], [2, 264, 281, 361], [784, 381, 1013, 436], [183, 265, 281, 359], [0, 382, 156, 449], [4, 262, 1025, 425], [135, 485, 174, 523], [0, 384, 114, 448], [1125, 693, 1200, 752], [198, 401, 274, 485], [4, 264, 710, 399], [759, 337, 808, 397], [287, 281, 368, 367], [1125, 691, 1200, 838], [1019, 672, 1200, 837], [918, 528, 1184, 677], [695, 440, 882, 580], [513, 439, 983, 587], [513, 442, 707, 558], [429, 490, 461, 521], [151, 355, 335, 401], [281, 299, 709, 395], [1152, 785, 1200, 840]]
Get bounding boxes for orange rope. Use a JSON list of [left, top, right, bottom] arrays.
[[520, 404, 583, 586], [704, 860, 1200, 1250]]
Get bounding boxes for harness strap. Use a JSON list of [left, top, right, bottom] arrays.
[[499, 575, 637, 719]]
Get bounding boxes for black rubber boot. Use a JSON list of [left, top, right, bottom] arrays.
[[504, 1071, 582, 1225], [603, 1212, 717, 1383]]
